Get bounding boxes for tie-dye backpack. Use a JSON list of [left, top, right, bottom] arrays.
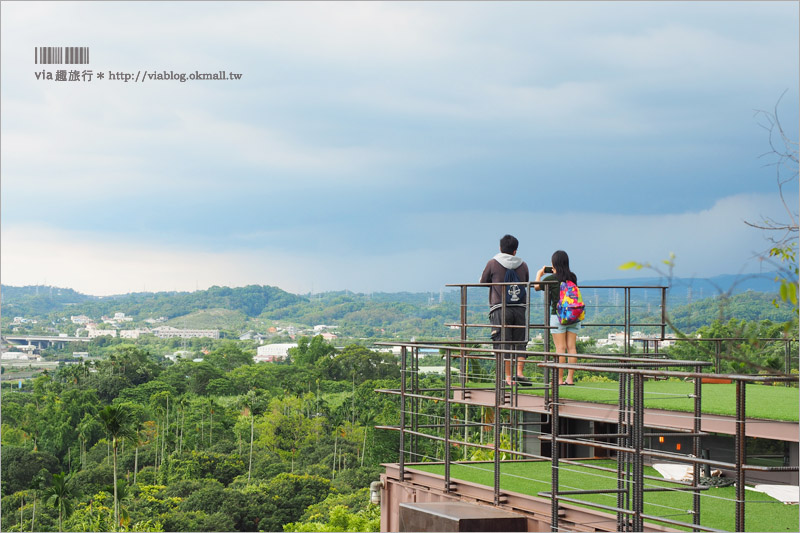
[[556, 281, 585, 325]]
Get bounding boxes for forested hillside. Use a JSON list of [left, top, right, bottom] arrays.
[[2, 281, 794, 340], [0, 340, 423, 532], [1, 276, 795, 532]]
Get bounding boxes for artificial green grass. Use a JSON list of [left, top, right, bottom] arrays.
[[411, 460, 799, 532], [464, 380, 800, 421]]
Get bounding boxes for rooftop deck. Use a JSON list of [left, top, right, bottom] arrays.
[[385, 460, 799, 532], [375, 282, 798, 532]]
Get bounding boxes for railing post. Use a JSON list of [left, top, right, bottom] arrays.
[[494, 347, 502, 505], [399, 345, 407, 480], [617, 368, 630, 531], [735, 379, 746, 532], [445, 349, 452, 492], [412, 345, 419, 461], [632, 373, 644, 532], [660, 287, 667, 341], [693, 366, 702, 530], [625, 287, 631, 358], [551, 377, 560, 532], [460, 286, 468, 391], [544, 283, 551, 407]]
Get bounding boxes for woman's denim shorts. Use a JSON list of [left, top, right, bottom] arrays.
[[550, 314, 582, 334]]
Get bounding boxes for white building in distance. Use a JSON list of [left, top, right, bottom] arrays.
[[86, 325, 117, 338], [152, 326, 220, 339], [120, 328, 152, 339], [255, 343, 296, 363]]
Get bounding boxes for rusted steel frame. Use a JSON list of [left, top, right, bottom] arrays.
[[642, 486, 710, 493], [555, 495, 635, 516], [375, 388, 448, 397], [380, 340, 712, 366], [412, 345, 420, 462], [540, 489, 628, 496], [374, 390, 447, 401], [443, 322, 529, 335], [740, 464, 798, 472], [693, 366, 702, 529], [385, 463, 681, 533], [544, 435, 747, 470], [401, 334, 796, 351], [447, 283, 670, 289], [617, 366, 630, 531], [528, 351, 710, 366], [646, 448, 797, 471], [554, 432, 628, 439], [411, 421, 547, 432], [444, 348, 452, 492], [625, 287, 632, 359], [552, 360, 710, 368], [551, 376, 561, 532], [494, 343, 502, 505], [378, 389, 552, 417], [460, 285, 468, 387], [640, 513, 725, 533], [735, 380, 746, 532], [538, 362, 799, 382], [399, 345, 407, 480], [375, 427, 528, 457], [559, 458, 703, 487], [555, 437, 800, 474], [665, 336, 800, 343], [587, 322, 667, 328], [552, 497, 726, 533], [645, 432, 709, 438], [543, 283, 552, 408], [633, 373, 644, 532], [542, 487, 706, 496]]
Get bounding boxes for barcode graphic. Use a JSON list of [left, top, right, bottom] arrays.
[[35, 47, 89, 64]]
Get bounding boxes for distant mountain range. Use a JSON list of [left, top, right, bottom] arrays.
[[1, 272, 782, 304], [581, 272, 782, 305], [1, 272, 793, 337]]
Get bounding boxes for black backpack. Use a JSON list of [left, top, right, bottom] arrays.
[[504, 267, 526, 305]]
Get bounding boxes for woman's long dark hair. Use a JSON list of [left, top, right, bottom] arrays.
[[552, 250, 577, 284]]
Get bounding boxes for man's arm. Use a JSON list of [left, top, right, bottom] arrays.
[[479, 260, 493, 283], [520, 263, 530, 282]]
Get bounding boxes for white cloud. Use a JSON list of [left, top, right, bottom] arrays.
[[0, 224, 305, 296], [1, 2, 796, 297], [1, 193, 787, 296]]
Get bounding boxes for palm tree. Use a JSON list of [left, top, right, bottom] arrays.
[[97, 404, 138, 531], [240, 390, 263, 483], [44, 472, 74, 532], [104, 479, 133, 529]]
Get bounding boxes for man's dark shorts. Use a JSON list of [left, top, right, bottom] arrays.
[[490, 306, 527, 356]]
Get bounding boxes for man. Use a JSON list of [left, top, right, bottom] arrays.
[[480, 234, 530, 386]]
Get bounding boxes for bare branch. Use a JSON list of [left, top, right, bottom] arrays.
[[749, 91, 800, 250]]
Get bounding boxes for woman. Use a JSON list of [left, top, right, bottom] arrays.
[[534, 250, 581, 385]]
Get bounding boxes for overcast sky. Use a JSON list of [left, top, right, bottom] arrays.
[[2, 1, 798, 296]]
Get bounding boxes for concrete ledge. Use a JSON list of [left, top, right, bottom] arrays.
[[399, 501, 526, 532]]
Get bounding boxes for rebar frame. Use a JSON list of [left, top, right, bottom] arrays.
[[377, 282, 799, 533]]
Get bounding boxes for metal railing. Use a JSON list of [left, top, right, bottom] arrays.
[[376, 282, 799, 532]]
